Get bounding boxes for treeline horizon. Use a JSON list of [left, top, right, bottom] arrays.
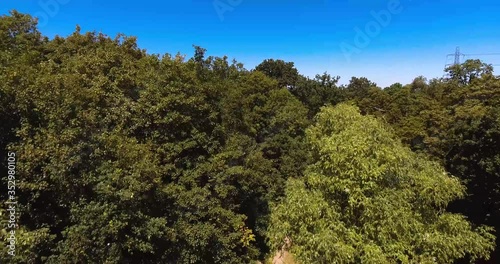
[[1, 10, 499, 263]]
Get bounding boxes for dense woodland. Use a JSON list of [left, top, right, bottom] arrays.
[[0, 11, 499, 263]]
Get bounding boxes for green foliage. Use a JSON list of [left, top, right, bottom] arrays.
[[255, 59, 299, 89], [443, 75, 500, 262], [0, 11, 310, 263], [291, 73, 345, 118], [1, 10, 499, 264], [268, 104, 495, 263], [375, 68, 500, 262], [445, 59, 494, 86]]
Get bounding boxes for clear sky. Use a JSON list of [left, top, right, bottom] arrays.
[[2, 0, 500, 87]]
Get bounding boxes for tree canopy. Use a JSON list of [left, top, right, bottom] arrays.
[[268, 104, 495, 263], [0, 10, 499, 263]]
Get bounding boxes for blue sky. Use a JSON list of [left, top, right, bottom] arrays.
[[2, 0, 500, 87]]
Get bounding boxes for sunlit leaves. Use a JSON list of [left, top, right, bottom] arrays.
[[268, 104, 495, 263]]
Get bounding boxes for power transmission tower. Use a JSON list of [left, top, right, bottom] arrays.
[[454, 47, 462, 65], [443, 47, 500, 78], [445, 46, 465, 69], [443, 46, 464, 78]]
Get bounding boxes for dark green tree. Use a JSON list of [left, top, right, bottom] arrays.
[[254, 59, 299, 89]]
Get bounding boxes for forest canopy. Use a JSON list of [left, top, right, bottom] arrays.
[[0, 11, 499, 263]]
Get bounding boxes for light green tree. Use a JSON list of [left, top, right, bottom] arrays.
[[268, 104, 495, 264]]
